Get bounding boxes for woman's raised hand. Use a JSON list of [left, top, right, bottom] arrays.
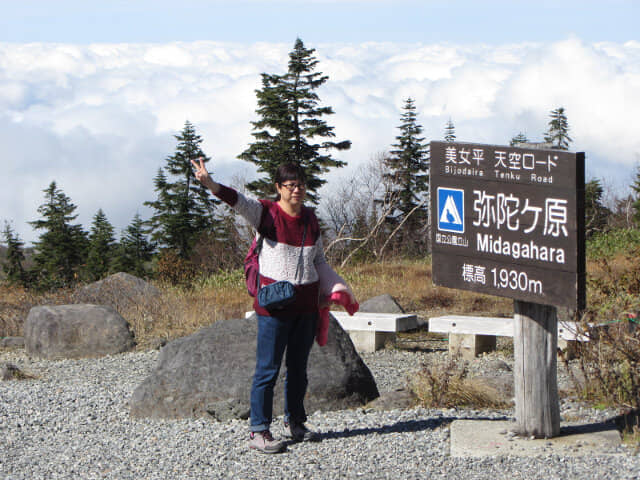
[[191, 157, 219, 193], [191, 157, 209, 183]]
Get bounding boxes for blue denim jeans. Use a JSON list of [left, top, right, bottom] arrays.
[[250, 312, 317, 432]]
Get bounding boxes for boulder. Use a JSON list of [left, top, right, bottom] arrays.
[[25, 305, 135, 359], [359, 294, 405, 314], [74, 272, 160, 312], [130, 314, 379, 420]]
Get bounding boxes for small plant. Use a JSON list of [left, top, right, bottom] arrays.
[[1, 363, 37, 381], [154, 250, 197, 286], [409, 355, 511, 409], [563, 312, 640, 410]]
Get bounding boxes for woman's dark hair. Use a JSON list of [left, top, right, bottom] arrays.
[[274, 162, 307, 200], [274, 162, 307, 186]]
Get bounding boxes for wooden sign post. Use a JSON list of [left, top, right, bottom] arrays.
[[430, 141, 585, 438], [514, 300, 560, 438]]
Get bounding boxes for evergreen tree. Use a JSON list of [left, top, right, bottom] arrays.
[[544, 107, 572, 150], [85, 209, 116, 281], [383, 98, 430, 256], [145, 121, 219, 258], [632, 164, 640, 226], [239, 38, 350, 203], [29, 182, 88, 289], [113, 213, 155, 277], [510, 132, 529, 146], [584, 179, 611, 238], [2, 222, 26, 286], [444, 118, 456, 142]]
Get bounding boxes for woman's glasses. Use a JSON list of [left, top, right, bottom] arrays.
[[280, 182, 306, 192]]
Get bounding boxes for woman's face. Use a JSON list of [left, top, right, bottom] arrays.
[[276, 179, 306, 208]]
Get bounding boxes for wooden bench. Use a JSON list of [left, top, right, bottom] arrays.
[[429, 315, 588, 360]]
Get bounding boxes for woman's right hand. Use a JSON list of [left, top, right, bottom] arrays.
[[191, 157, 219, 193], [191, 157, 210, 184]]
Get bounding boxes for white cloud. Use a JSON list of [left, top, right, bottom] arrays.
[[0, 39, 638, 245]]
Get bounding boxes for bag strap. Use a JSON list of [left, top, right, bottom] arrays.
[[293, 221, 307, 282], [256, 207, 309, 291]]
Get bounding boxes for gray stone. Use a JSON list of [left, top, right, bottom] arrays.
[[24, 304, 136, 359], [206, 399, 251, 422], [472, 374, 515, 400], [1, 363, 34, 380], [74, 272, 160, 312], [364, 388, 416, 411], [0, 336, 25, 348], [129, 314, 379, 420], [147, 337, 168, 350], [485, 358, 512, 373], [359, 294, 405, 314]]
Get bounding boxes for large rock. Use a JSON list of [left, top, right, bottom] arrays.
[[25, 305, 136, 359], [130, 314, 379, 420], [74, 272, 160, 312], [359, 294, 405, 314]]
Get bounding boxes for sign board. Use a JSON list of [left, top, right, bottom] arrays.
[[430, 141, 585, 310]]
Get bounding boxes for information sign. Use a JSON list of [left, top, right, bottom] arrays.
[[430, 141, 585, 310]]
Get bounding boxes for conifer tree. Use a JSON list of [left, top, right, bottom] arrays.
[[383, 98, 430, 256], [239, 38, 350, 203], [85, 209, 116, 281], [29, 182, 88, 289], [2, 222, 26, 286], [544, 107, 572, 150], [113, 213, 155, 277], [510, 132, 529, 146], [632, 165, 640, 226], [584, 179, 611, 238], [145, 121, 219, 258], [444, 119, 456, 142]]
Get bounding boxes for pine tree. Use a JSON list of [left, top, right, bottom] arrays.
[[444, 119, 456, 142], [632, 165, 640, 226], [2, 222, 26, 286], [544, 107, 572, 150], [239, 38, 350, 203], [510, 132, 529, 146], [383, 98, 430, 256], [584, 179, 611, 238], [112, 213, 155, 277], [85, 209, 116, 281], [29, 182, 88, 289], [145, 121, 219, 258]]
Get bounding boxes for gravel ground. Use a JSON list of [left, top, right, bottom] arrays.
[[1, 345, 639, 480]]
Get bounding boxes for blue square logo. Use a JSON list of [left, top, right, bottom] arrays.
[[437, 187, 464, 233]]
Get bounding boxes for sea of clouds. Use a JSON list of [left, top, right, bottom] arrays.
[[1, 38, 639, 244]]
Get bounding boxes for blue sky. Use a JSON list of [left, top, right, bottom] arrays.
[[1, 1, 639, 244], [2, 0, 638, 44]]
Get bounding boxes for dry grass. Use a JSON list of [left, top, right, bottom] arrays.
[[0, 285, 74, 338], [0, 259, 512, 347], [338, 259, 512, 318], [122, 282, 252, 348], [0, 272, 252, 349], [409, 355, 511, 409]]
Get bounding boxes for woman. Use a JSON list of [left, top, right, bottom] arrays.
[[192, 158, 334, 454]]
